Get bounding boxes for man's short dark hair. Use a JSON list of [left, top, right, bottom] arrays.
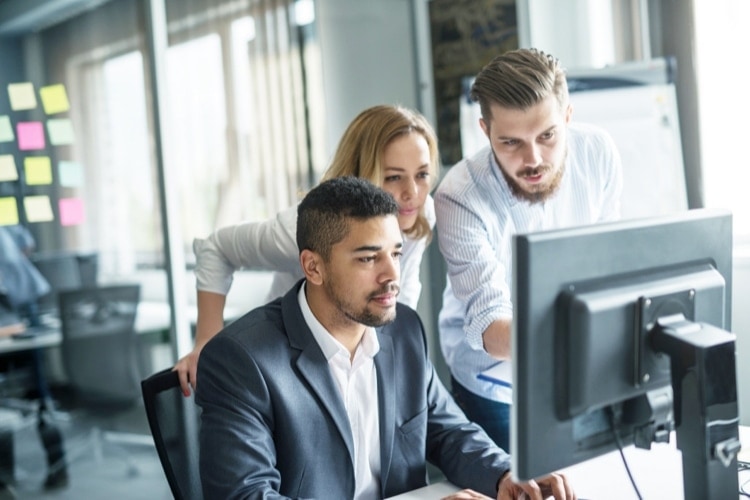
[[297, 176, 399, 260]]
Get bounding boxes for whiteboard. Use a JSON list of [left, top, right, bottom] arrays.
[[568, 83, 688, 220]]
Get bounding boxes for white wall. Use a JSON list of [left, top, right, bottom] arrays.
[[734, 255, 750, 424], [516, 0, 616, 68], [315, 0, 422, 154]]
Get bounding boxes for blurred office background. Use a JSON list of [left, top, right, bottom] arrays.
[[0, 0, 748, 497]]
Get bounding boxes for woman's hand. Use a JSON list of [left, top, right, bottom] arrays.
[[174, 347, 201, 396]]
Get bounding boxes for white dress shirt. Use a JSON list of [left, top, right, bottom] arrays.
[[298, 284, 382, 500], [435, 122, 623, 403], [193, 195, 436, 309]]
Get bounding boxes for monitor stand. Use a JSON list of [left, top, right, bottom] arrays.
[[651, 314, 740, 500]]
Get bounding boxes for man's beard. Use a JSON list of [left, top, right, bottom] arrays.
[[324, 280, 399, 328], [500, 149, 567, 204]]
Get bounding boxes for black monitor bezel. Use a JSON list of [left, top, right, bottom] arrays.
[[511, 208, 733, 481]]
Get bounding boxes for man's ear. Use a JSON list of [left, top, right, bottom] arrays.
[[479, 117, 490, 139], [565, 103, 573, 123], [300, 249, 324, 285]]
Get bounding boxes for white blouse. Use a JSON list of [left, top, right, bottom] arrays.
[[193, 195, 436, 309]]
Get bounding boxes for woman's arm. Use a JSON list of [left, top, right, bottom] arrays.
[[174, 290, 226, 396], [175, 206, 300, 396]]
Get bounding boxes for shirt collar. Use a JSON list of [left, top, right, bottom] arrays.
[[297, 282, 380, 361]]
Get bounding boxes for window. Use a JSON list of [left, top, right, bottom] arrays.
[[37, 0, 325, 278], [694, 0, 750, 245]]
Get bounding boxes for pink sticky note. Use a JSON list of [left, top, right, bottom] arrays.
[[59, 197, 86, 226], [17, 122, 46, 150]]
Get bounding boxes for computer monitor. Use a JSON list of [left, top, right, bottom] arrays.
[[512, 208, 739, 500]]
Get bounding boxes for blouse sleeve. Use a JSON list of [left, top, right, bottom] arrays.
[[193, 205, 300, 295]]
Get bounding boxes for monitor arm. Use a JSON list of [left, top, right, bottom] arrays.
[[650, 313, 740, 500]]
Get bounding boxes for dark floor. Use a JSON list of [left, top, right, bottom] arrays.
[[0, 392, 172, 500]]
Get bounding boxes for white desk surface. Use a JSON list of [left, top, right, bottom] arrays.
[[560, 425, 750, 499], [386, 481, 460, 499], [387, 426, 750, 500]]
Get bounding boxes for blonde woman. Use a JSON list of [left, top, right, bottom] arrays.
[[175, 105, 439, 395]]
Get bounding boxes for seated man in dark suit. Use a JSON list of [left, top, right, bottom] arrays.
[[196, 177, 575, 499]]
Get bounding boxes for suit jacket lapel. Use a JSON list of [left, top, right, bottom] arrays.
[[282, 282, 356, 466], [375, 329, 396, 489]]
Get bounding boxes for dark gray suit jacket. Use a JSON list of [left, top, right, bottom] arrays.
[[197, 281, 510, 499]]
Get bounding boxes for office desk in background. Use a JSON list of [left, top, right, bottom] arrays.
[[387, 426, 750, 499], [0, 301, 245, 356]]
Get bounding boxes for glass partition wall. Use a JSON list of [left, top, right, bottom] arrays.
[[0, 0, 326, 369]]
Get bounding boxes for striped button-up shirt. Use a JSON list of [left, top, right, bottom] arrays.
[[434, 122, 623, 403]]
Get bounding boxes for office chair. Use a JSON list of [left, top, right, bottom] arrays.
[[56, 284, 153, 476], [141, 367, 202, 500]]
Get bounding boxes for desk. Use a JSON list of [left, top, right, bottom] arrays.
[[387, 426, 750, 499], [560, 425, 750, 499], [0, 301, 245, 356]]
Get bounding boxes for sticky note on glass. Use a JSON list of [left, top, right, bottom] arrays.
[[17, 122, 45, 150], [0, 116, 14, 143], [0, 197, 20, 225], [58, 160, 84, 187], [24, 156, 53, 185], [24, 195, 54, 222], [0, 155, 18, 182], [47, 118, 75, 146], [7, 82, 37, 111], [59, 197, 85, 226], [39, 84, 70, 115]]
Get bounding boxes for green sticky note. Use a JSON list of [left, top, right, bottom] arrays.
[[0, 116, 14, 143], [47, 118, 75, 146], [58, 160, 84, 187]]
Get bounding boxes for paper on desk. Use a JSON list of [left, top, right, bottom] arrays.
[[477, 361, 513, 404]]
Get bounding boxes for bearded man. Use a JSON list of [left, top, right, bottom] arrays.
[[434, 48, 623, 451]]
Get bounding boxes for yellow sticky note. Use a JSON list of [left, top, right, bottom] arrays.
[[0, 197, 20, 225], [0, 115, 14, 143], [24, 195, 54, 222], [47, 118, 75, 145], [39, 84, 70, 115], [7, 82, 37, 111], [24, 156, 53, 185], [0, 155, 18, 182]]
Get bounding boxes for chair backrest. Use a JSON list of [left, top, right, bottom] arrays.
[[57, 284, 142, 407], [141, 368, 202, 500]]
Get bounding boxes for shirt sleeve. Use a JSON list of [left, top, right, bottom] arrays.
[[193, 205, 300, 295], [435, 178, 513, 351]]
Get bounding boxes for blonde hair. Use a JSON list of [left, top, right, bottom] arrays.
[[321, 105, 438, 241]]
